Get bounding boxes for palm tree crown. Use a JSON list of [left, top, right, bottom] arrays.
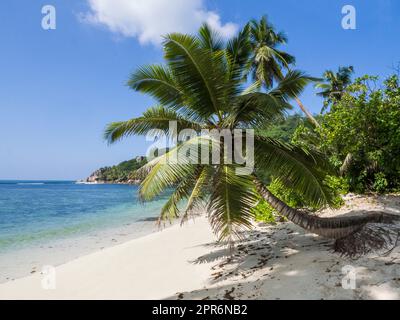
[[316, 66, 354, 111], [246, 16, 295, 89], [104, 24, 331, 243], [105, 25, 399, 257], [246, 16, 320, 127]]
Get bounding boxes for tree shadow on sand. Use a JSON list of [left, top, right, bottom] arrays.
[[168, 209, 400, 300]]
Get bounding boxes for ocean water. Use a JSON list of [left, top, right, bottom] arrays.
[[0, 180, 169, 254]]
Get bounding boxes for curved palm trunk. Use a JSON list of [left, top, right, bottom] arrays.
[[254, 179, 399, 240], [294, 97, 321, 128], [273, 71, 321, 128]]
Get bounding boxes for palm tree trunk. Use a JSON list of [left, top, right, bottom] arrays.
[[275, 71, 320, 128], [294, 97, 321, 128], [254, 179, 398, 240], [273, 70, 320, 128]]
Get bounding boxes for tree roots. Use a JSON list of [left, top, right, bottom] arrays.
[[333, 223, 400, 259]]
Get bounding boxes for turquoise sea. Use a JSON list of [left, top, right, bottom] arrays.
[[0, 180, 169, 254]]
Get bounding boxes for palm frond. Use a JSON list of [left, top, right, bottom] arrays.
[[104, 105, 202, 143], [198, 23, 224, 52], [127, 65, 184, 108], [208, 165, 257, 243], [225, 92, 291, 128], [139, 161, 195, 202], [137, 135, 216, 201], [255, 135, 334, 207], [158, 173, 198, 224], [241, 80, 262, 95], [226, 25, 251, 77], [314, 83, 331, 90], [180, 166, 213, 225], [269, 70, 321, 101], [275, 49, 295, 65], [163, 33, 226, 119]]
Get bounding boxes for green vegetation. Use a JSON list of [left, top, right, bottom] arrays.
[[262, 114, 303, 143], [294, 74, 400, 194], [251, 197, 276, 224], [105, 22, 334, 242], [104, 16, 400, 256], [252, 178, 314, 224], [253, 175, 347, 223], [315, 66, 354, 112], [246, 16, 320, 127], [89, 157, 147, 183]]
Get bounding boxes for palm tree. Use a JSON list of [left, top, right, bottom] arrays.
[[316, 66, 354, 112], [105, 26, 399, 257], [246, 16, 321, 128]]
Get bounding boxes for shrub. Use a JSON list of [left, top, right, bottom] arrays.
[[293, 74, 400, 194], [373, 172, 388, 193], [252, 198, 276, 223]]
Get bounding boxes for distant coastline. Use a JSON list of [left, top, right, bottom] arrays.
[[75, 180, 140, 185], [78, 156, 146, 185]]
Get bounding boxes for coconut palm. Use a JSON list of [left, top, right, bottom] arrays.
[[316, 66, 354, 112], [246, 16, 321, 128], [105, 26, 399, 257]]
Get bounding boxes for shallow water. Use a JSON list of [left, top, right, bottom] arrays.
[[0, 180, 170, 281]]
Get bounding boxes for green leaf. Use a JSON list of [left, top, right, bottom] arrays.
[[163, 33, 226, 120], [104, 105, 202, 143], [255, 135, 334, 207], [208, 165, 257, 243]]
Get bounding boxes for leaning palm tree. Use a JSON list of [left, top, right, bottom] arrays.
[[316, 66, 354, 112], [105, 26, 399, 257], [246, 16, 321, 128]]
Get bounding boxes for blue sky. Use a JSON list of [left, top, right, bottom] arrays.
[[0, 0, 399, 180]]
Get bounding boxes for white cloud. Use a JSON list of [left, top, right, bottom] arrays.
[[81, 0, 238, 45]]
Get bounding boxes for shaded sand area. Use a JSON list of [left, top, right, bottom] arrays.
[[1, 194, 400, 300]]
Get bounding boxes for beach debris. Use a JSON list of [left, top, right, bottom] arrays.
[[223, 287, 235, 300]]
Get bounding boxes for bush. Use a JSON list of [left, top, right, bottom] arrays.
[[252, 198, 276, 223], [323, 175, 348, 207], [324, 175, 349, 195], [293, 74, 400, 194], [373, 172, 388, 193]]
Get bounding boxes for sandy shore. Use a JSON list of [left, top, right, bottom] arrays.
[[0, 218, 169, 284], [0, 217, 219, 299], [1, 194, 400, 300]]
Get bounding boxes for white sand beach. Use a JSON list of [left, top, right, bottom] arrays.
[[0, 194, 400, 300]]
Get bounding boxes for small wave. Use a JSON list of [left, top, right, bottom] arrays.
[[17, 183, 45, 185]]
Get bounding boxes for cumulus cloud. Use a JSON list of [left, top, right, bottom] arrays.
[[81, 0, 238, 45]]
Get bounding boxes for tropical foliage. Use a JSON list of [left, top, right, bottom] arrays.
[[246, 16, 295, 89], [104, 18, 400, 257], [315, 66, 354, 112], [295, 74, 400, 193], [88, 157, 147, 182], [104, 24, 332, 243], [261, 114, 304, 143], [246, 16, 320, 127]]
